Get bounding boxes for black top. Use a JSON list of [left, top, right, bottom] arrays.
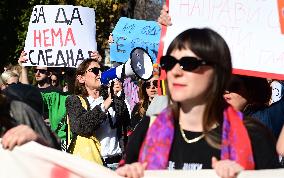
[[65, 95, 107, 137], [130, 103, 143, 131], [125, 117, 281, 170], [38, 85, 62, 93]]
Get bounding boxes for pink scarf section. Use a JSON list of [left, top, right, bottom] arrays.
[[138, 106, 255, 170]]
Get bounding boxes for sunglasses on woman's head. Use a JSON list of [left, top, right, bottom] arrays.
[[34, 69, 48, 74], [86, 67, 101, 75], [146, 80, 158, 89], [160, 55, 213, 72]]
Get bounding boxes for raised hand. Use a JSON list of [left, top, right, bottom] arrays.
[[157, 5, 172, 27]]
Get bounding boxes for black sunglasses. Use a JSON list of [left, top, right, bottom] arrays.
[[145, 80, 158, 89], [86, 67, 101, 75], [34, 69, 48, 74], [160, 55, 213, 72]]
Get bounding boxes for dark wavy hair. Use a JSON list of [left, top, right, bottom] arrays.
[[74, 59, 100, 97], [166, 28, 232, 148]]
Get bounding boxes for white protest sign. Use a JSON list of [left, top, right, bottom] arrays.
[[24, 5, 97, 68], [163, 0, 284, 79], [1, 140, 284, 178]]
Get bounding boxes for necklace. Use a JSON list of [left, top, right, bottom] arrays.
[[179, 123, 205, 143]]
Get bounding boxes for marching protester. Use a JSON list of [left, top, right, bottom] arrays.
[[66, 57, 130, 169], [116, 27, 280, 178]]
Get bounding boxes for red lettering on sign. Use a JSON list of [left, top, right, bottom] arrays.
[[34, 30, 42, 47], [278, 0, 284, 34], [64, 27, 76, 46], [43, 29, 51, 47], [51, 28, 63, 47], [33, 28, 76, 47]]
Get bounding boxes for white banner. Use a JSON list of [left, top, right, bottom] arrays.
[[0, 140, 284, 178], [24, 5, 97, 68], [163, 0, 284, 79]]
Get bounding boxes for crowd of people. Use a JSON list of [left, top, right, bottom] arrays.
[[0, 4, 284, 178]]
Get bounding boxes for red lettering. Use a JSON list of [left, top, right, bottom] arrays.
[[43, 29, 51, 47], [278, 0, 284, 34], [64, 28, 76, 46], [51, 28, 63, 47], [34, 30, 42, 47]]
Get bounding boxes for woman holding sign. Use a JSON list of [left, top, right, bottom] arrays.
[[116, 27, 280, 178]]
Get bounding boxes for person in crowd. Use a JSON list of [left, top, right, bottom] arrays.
[[18, 51, 61, 91], [116, 28, 280, 178], [224, 75, 284, 139], [0, 94, 56, 150], [2, 82, 60, 149], [110, 78, 131, 153], [18, 50, 105, 151], [50, 71, 62, 89], [18, 52, 70, 150], [130, 75, 159, 131], [66, 58, 128, 169], [1, 71, 19, 85]]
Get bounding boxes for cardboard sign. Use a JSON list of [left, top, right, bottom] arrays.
[[163, 0, 284, 79], [110, 17, 161, 63], [24, 5, 97, 67]]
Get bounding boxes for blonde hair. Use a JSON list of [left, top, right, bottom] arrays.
[[1, 71, 19, 85]]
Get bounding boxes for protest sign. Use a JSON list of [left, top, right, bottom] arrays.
[[110, 17, 161, 63], [24, 5, 96, 68], [1, 140, 284, 178], [162, 0, 284, 79]]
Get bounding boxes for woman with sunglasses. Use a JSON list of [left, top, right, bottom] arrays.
[[116, 28, 280, 178], [130, 75, 159, 131], [66, 58, 127, 169]]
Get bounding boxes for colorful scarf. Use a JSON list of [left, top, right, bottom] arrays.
[[138, 106, 255, 170]]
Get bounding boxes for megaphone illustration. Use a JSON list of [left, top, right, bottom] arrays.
[[101, 47, 154, 85]]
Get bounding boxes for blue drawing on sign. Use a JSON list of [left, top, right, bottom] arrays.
[[110, 17, 161, 63]]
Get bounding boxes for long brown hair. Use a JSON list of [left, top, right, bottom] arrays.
[[166, 28, 232, 149], [135, 80, 152, 117], [74, 59, 99, 97]]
